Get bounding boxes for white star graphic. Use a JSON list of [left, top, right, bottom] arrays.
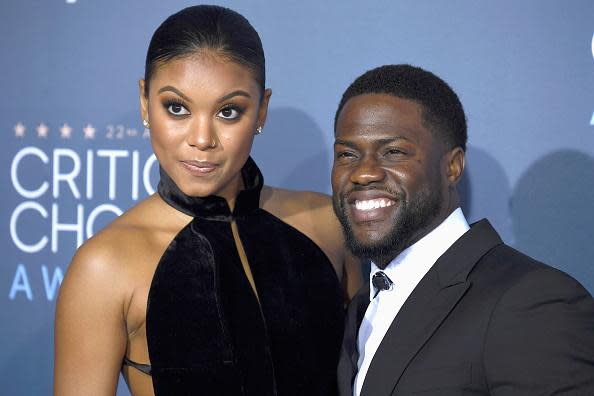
[[60, 123, 72, 139], [83, 124, 96, 139], [14, 122, 26, 138], [37, 123, 49, 138]]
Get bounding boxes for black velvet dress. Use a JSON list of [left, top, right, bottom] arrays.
[[132, 157, 344, 396]]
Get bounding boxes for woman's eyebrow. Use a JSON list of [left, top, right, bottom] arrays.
[[218, 90, 251, 103], [157, 86, 192, 103]]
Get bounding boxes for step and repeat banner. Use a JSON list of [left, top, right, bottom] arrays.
[[2, 0, 593, 394]]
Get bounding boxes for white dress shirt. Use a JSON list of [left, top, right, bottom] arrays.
[[353, 208, 470, 396]]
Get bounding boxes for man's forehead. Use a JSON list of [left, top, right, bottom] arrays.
[[337, 95, 424, 128], [334, 134, 413, 148], [336, 119, 411, 132], [334, 118, 425, 143]]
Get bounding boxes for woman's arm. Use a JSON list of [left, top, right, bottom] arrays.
[[342, 250, 364, 301], [54, 239, 128, 396], [313, 201, 363, 300], [261, 187, 364, 300]]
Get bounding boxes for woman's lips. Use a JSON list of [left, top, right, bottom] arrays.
[[180, 160, 219, 176]]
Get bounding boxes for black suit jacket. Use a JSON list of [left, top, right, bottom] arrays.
[[338, 220, 594, 395]]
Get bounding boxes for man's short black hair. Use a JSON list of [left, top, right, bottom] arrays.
[[334, 64, 467, 151]]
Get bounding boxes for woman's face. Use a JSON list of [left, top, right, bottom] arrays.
[[140, 53, 271, 204]]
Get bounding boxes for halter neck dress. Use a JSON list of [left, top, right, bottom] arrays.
[[124, 157, 344, 396]]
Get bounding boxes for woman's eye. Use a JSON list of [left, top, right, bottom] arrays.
[[218, 106, 241, 120], [167, 103, 190, 116]]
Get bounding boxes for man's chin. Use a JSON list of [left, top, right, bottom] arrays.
[[336, 200, 402, 258], [352, 230, 386, 246], [348, 220, 394, 243], [345, 230, 397, 260]]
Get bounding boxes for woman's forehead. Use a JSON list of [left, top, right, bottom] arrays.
[[149, 54, 261, 97]]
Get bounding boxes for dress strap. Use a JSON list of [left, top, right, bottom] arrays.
[[122, 356, 152, 376]]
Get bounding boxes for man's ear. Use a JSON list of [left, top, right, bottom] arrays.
[[139, 79, 149, 123], [445, 147, 465, 185]]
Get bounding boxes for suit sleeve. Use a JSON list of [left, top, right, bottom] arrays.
[[484, 267, 594, 395]]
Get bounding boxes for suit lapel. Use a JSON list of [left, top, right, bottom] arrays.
[[361, 219, 502, 396], [360, 270, 469, 396]]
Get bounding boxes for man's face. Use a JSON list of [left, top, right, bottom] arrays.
[[331, 94, 449, 266]]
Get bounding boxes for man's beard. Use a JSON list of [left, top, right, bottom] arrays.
[[333, 185, 442, 266]]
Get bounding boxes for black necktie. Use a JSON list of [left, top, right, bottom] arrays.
[[372, 271, 393, 298]]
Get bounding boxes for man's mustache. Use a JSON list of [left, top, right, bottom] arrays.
[[338, 185, 403, 202]]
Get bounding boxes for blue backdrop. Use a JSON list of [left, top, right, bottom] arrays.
[[1, 1, 593, 394]]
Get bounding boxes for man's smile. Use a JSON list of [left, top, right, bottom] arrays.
[[354, 198, 395, 211], [344, 190, 399, 223]]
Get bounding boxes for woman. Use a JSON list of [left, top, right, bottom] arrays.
[[54, 5, 361, 396]]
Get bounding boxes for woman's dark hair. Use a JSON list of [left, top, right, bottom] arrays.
[[144, 5, 265, 96]]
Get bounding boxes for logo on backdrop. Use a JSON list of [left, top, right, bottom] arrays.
[[8, 122, 157, 302]]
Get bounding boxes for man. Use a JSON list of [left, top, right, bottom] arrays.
[[332, 64, 594, 396]]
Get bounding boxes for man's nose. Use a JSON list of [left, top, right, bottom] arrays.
[[349, 156, 386, 185]]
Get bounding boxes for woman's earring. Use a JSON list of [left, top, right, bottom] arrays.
[[256, 126, 263, 135], [143, 119, 150, 129]]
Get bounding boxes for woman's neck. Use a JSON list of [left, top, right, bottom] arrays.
[[157, 157, 263, 221]]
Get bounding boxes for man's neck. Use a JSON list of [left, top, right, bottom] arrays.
[[372, 207, 463, 269]]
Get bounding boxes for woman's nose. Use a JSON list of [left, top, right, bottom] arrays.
[[186, 116, 217, 150]]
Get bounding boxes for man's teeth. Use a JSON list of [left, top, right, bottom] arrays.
[[355, 199, 395, 210]]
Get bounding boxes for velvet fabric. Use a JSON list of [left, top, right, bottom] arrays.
[[146, 157, 344, 396]]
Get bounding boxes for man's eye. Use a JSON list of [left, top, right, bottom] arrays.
[[218, 106, 241, 120], [386, 148, 405, 156], [167, 103, 190, 116], [336, 151, 356, 158]]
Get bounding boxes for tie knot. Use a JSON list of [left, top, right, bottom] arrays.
[[372, 271, 393, 296]]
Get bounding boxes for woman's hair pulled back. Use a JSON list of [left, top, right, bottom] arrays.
[[144, 5, 265, 96]]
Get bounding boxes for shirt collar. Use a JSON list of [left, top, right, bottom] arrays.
[[368, 208, 470, 300]]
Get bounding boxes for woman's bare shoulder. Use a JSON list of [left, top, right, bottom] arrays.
[[261, 186, 344, 262], [65, 195, 189, 292], [261, 186, 334, 217]]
